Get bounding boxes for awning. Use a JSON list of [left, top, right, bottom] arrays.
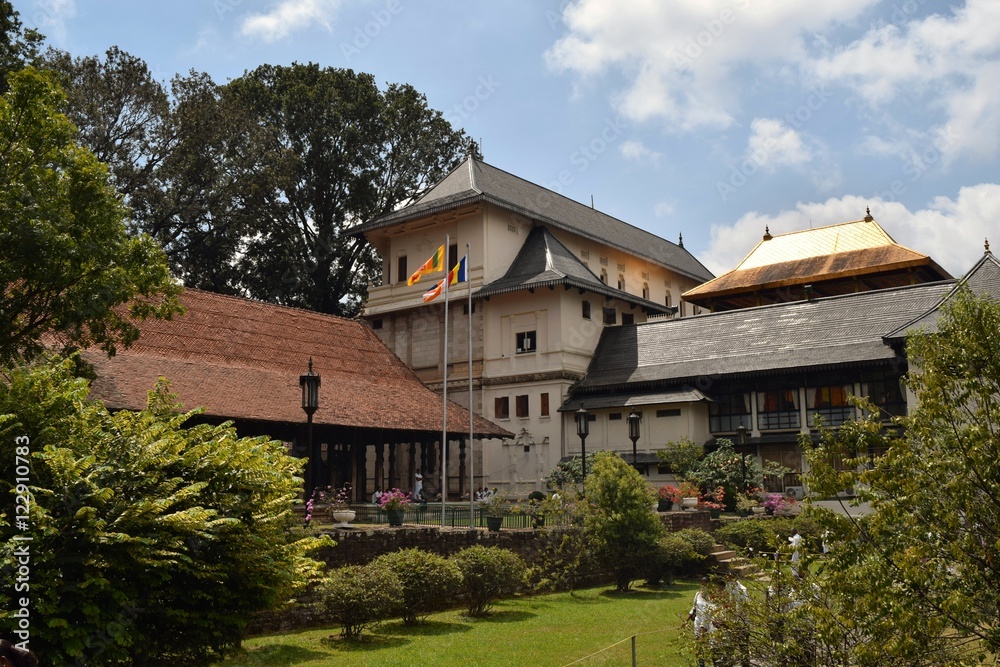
[[559, 388, 713, 412]]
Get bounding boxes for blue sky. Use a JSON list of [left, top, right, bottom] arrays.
[[22, 0, 1000, 278]]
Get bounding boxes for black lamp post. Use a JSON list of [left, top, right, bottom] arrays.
[[300, 358, 321, 496], [627, 408, 642, 472], [737, 421, 748, 493], [575, 407, 589, 483]]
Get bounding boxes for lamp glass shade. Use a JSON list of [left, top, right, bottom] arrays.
[[627, 409, 642, 440], [299, 360, 321, 414], [575, 408, 589, 438]]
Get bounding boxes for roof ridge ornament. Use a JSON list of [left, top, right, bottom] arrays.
[[864, 207, 873, 222], [987, 238, 992, 254], [678, 232, 684, 248], [763, 225, 772, 241]]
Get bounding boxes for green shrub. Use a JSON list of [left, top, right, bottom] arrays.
[[321, 564, 402, 639], [452, 545, 526, 616], [675, 528, 715, 557], [644, 533, 702, 586], [714, 518, 780, 555], [372, 548, 462, 624]]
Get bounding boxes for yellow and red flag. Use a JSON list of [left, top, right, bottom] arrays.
[[407, 245, 446, 286]]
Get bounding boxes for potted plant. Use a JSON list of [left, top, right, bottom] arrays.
[[480, 492, 508, 531], [735, 492, 760, 517], [763, 492, 791, 515], [378, 488, 412, 526], [679, 480, 701, 510], [329, 483, 355, 527], [700, 486, 726, 518], [658, 485, 682, 511]]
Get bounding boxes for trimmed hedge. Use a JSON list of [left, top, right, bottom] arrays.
[[372, 548, 462, 624]]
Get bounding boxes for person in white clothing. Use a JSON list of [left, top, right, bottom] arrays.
[[414, 470, 423, 500], [789, 529, 802, 576]]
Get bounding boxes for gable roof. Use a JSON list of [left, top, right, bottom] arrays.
[[84, 289, 511, 437], [475, 226, 674, 313], [573, 281, 955, 393], [684, 217, 950, 302], [885, 249, 1000, 338], [355, 157, 714, 283]]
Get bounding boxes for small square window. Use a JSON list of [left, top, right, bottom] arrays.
[[397, 255, 407, 284], [622, 313, 634, 325], [603, 307, 617, 325], [656, 408, 681, 418], [582, 300, 591, 320], [371, 318, 383, 330], [516, 331, 536, 354], [495, 397, 509, 419], [608, 412, 622, 421], [516, 394, 529, 418]]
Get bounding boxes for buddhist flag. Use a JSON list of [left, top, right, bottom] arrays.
[[422, 256, 467, 303], [407, 245, 445, 286]]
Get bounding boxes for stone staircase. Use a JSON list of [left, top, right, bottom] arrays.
[[710, 544, 760, 579]]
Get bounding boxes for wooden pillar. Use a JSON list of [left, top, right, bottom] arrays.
[[374, 442, 385, 493], [408, 442, 416, 493], [420, 442, 429, 477], [458, 438, 467, 499], [388, 441, 398, 489], [353, 430, 367, 502]]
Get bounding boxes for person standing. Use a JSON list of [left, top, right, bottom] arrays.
[[414, 469, 423, 501], [789, 529, 802, 576], [687, 577, 719, 667]]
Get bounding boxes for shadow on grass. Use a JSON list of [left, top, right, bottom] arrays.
[[386, 620, 474, 637], [468, 609, 536, 624], [227, 644, 330, 666], [599, 585, 696, 601], [320, 632, 411, 652]]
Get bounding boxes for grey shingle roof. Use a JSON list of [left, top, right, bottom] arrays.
[[575, 281, 956, 392], [885, 251, 1000, 338], [355, 157, 714, 283], [559, 387, 711, 412], [475, 226, 674, 314]]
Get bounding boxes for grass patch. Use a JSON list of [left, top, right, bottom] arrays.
[[215, 582, 700, 667]]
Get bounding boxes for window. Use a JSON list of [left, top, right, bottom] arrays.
[[608, 412, 622, 421], [515, 331, 536, 354], [462, 303, 477, 315], [642, 283, 650, 300], [680, 302, 686, 317], [449, 243, 459, 269], [617, 274, 625, 290], [603, 307, 617, 325], [622, 313, 634, 325], [581, 249, 590, 260], [656, 408, 681, 418], [516, 394, 529, 418], [371, 318, 383, 330], [600, 269, 608, 284], [582, 300, 591, 319], [709, 389, 751, 432], [861, 369, 906, 418], [540, 393, 550, 417], [807, 384, 854, 427], [397, 255, 407, 284], [757, 388, 800, 430], [495, 396, 509, 419]]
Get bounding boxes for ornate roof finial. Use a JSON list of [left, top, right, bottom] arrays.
[[763, 225, 772, 241], [678, 232, 684, 248], [864, 207, 873, 222], [987, 238, 992, 254]]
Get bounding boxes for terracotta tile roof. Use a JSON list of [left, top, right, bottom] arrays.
[[685, 218, 950, 299], [84, 289, 511, 438]]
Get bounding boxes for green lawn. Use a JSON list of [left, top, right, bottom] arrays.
[[214, 582, 700, 667]]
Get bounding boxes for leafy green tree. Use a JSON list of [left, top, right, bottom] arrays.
[[0, 67, 181, 365], [372, 548, 462, 624], [526, 490, 596, 593], [543, 452, 597, 490], [583, 451, 664, 591], [225, 63, 475, 315], [0, 358, 328, 665], [655, 436, 703, 476], [0, 1, 42, 92]]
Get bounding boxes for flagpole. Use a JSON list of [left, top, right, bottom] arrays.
[[441, 234, 449, 529], [467, 242, 475, 526]]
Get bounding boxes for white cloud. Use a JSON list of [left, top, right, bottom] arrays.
[[240, 0, 341, 43], [620, 139, 662, 164], [810, 0, 1000, 162], [745, 118, 811, 170], [654, 200, 677, 218], [699, 186, 1000, 277], [545, 0, 876, 131], [29, 0, 76, 42]]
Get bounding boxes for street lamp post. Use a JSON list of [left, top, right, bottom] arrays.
[[737, 421, 748, 494], [300, 358, 321, 496], [627, 408, 642, 472], [575, 408, 589, 483]]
